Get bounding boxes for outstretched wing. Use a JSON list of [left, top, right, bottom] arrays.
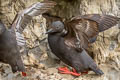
[[11, 1, 56, 46], [64, 14, 120, 49], [73, 14, 120, 32]]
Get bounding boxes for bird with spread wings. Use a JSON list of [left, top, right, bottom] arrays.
[[43, 13, 120, 76], [0, 1, 56, 76]]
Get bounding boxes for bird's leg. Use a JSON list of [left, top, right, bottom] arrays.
[[71, 68, 81, 76], [58, 67, 72, 74], [58, 67, 81, 76], [72, 68, 88, 75]]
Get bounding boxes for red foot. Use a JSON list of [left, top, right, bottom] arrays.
[[22, 72, 27, 77], [58, 67, 81, 76], [72, 68, 88, 75]]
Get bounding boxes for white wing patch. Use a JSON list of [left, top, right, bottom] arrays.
[[16, 31, 26, 46]]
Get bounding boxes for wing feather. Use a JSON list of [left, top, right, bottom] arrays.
[[11, 1, 56, 46], [76, 14, 120, 32], [65, 14, 120, 49], [12, 1, 56, 33]]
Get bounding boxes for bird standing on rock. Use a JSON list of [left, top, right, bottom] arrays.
[[0, 1, 56, 76], [43, 13, 120, 76]]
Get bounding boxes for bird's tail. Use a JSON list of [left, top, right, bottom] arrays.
[[89, 62, 104, 75], [79, 50, 104, 75]]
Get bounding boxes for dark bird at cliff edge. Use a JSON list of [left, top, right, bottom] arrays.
[[0, 1, 56, 76], [43, 13, 120, 76]]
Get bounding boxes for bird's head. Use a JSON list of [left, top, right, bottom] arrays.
[[46, 21, 66, 34]]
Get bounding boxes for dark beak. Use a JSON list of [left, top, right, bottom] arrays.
[[46, 28, 55, 34]]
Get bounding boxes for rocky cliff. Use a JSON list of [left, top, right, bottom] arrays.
[[0, 0, 120, 80]]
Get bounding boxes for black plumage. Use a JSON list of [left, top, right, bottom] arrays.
[[0, 1, 56, 74], [0, 21, 25, 73], [43, 13, 120, 76]]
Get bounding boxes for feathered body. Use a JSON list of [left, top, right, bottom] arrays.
[[48, 31, 103, 74], [0, 1, 56, 73], [0, 22, 25, 72], [43, 13, 120, 75]]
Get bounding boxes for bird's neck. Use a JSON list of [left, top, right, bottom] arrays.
[[59, 29, 67, 37], [49, 29, 67, 37]]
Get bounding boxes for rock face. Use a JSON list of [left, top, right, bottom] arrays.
[[0, 0, 120, 80]]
